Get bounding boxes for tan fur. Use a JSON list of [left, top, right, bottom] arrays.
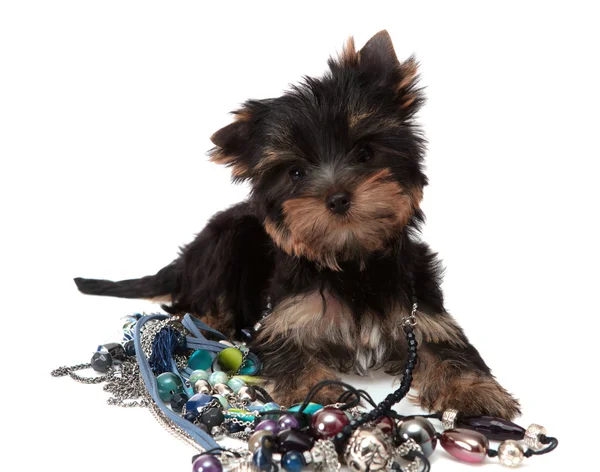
[[398, 57, 418, 90], [411, 349, 521, 419], [145, 295, 172, 303], [414, 311, 466, 346], [348, 111, 374, 129], [338, 36, 358, 67], [265, 169, 415, 271]]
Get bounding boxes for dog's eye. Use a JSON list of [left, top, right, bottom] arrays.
[[356, 145, 373, 163], [289, 166, 306, 182]]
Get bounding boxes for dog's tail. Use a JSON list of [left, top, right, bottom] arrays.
[[74, 264, 177, 299]]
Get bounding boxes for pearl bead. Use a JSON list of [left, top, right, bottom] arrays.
[[497, 440, 524, 467], [248, 430, 275, 453], [156, 372, 184, 402], [192, 454, 223, 472], [188, 350, 212, 371], [208, 371, 229, 386], [255, 419, 280, 434], [440, 428, 489, 463], [310, 407, 350, 439], [278, 414, 301, 431], [396, 416, 437, 457]]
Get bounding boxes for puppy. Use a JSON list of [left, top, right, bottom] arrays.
[[76, 30, 521, 419]]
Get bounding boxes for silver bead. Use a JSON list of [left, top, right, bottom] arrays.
[[497, 440, 524, 467], [253, 322, 263, 331], [238, 385, 257, 402], [344, 426, 394, 472], [441, 409, 459, 430], [193, 379, 211, 394], [524, 423, 547, 450], [214, 383, 234, 396]]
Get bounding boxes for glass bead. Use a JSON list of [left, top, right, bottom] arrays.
[[397, 416, 437, 458], [217, 347, 243, 372], [200, 407, 224, 428], [248, 401, 265, 413], [213, 394, 228, 409], [239, 357, 261, 375], [277, 429, 314, 453], [156, 372, 184, 403], [189, 369, 209, 383], [248, 430, 275, 453], [255, 419, 280, 434], [188, 350, 212, 371], [227, 377, 246, 393], [252, 447, 273, 471], [456, 416, 526, 441], [123, 340, 136, 356], [170, 392, 189, 413], [288, 402, 323, 415], [278, 414, 301, 431], [185, 393, 215, 414], [282, 451, 305, 472], [310, 407, 350, 439], [90, 352, 112, 373], [192, 454, 223, 472], [208, 371, 229, 386], [440, 428, 489, 463]]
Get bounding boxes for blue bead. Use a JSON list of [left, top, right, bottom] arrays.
[[185, 393, 215, 414], [282, 451, 305, 472], [288, 402, 323, 415], [252, 447, 273, 471]]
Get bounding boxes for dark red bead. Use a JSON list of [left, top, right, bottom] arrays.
[[310, 407, 350, 439], [376, 416, 395, 434], [456, 416, 526, 441]]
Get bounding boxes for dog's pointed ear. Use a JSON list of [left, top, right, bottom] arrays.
[[209, 107, 258, 181], [358, 30, 400, 72]]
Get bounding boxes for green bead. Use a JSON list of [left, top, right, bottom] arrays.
[[288, 402, 323, 415], [189, 370, 209, 383], [214, 394, 229, 409], [208, 371, 229, 386], [188, 350, 212, 370], [231, 375, 265, 386], [217, 347, 243, 373], [227, 377, 246, 393], [156, 372, 183, 403]]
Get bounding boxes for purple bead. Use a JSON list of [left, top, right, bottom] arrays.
[[440, 428, 489, 463], [278, 414, 301, 431], [255, 419, 280, 434], [192, 454, 223, 472], [456, 416, 526, 441]]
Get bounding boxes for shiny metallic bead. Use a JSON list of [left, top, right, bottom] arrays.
[[497, 440, 524, 467], [253, 322, 263, 331], [214, 383, 234, 396], [238, 386, 257, 402], [442, 409, 459, 430], [440, 428, 489, 463], [344, 426, 394, 472], [524, 424, 547, 450], [396, 416, 437, 457], [248, 430, 275, 453], [194, 379, 212, 394]]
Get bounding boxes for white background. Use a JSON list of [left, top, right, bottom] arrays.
[[2, 1, 598, 471]]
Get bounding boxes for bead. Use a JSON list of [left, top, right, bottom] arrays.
[[213, 383, 234, 396], [156, 372, 184, 402], [217, 347, 243, 372], [213, 394, 228, 409], [90, 351, 112, 373], [184, 411, 198, 422], [225, 422, 245, 433], [238, 386, 257, 402], [253, 447, 273, 471], [239, 357, 261, 375], [255, 419, 280, 434], [192, 454, 223, 472], [440, 428, 489, 463], [524, 423, 547, 450], [457, 416, 525, 441], [497, 440, 524, 467], [231, 375, 264, 385], [188, 350, 213, 371], [375, 416, 395, 434], [288, 402, 323, 415], [344, 426, 394, 472], [248, 430, 275, 453], [281, 451, 305, 472], [248, 401, 265, 412], [311, 407, 350, 440], [189, 370, 209, 383], [240, 328, 254, 343], [396, 416, 437, 458], [200, 407, 224, 428], [208, 371, 229, 386], [185, 393, 215, 414], [227, 377, 246, 393], [170, 392, 189, 413], [218, 340, 235, 347], [277, 429, 314, 453], [124, 340, 136, 356], [441, 409, 459, 430], [193, 379, 212, 395], [262, 401, 281, 419], [278, 414, 301, 431]]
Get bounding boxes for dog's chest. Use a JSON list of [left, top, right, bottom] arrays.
[[261, 290, 405, 374]]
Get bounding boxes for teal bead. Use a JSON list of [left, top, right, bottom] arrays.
[[188, 350, 212, 370], [282, 451, 305, 472], [217, 348, 243, 373], [156, 372, 184, 402], [209, 371, 229, 386], [227, 377, 246, 393], [248, 401, 265, 412], [189, 370, 209, 383], [263, 402, 281, 420], [213, 394, 229, 409], [288, 402, 323, 415], [239, 357, 261, 375]]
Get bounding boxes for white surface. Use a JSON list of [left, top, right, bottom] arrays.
[[2, 1, 598, 471]]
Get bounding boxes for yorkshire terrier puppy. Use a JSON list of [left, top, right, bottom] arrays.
[[76, 31, 521, 419]]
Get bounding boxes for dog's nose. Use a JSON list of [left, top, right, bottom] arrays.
[[326, 191, 352, 215]]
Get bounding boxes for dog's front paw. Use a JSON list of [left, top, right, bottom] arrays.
[[269, 383, 345, 407]]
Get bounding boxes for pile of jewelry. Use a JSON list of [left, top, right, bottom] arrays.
[[52, 312, 558, 471]]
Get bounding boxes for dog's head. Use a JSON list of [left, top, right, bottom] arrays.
[[210, 31, 427, 270]]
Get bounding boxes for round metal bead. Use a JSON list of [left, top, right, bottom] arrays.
[[524, 423, 547, 450], [344, 426, 394, 471], [238, 386, 257, 402], [213, 383, 234, 396], [497, 440, 524, 467], [396, 416, 437, 457], [193, 379, 212, 395], [442, 409, 459, 430]]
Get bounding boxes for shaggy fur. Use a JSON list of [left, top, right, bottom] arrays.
[[75, 31, 521, 419]]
